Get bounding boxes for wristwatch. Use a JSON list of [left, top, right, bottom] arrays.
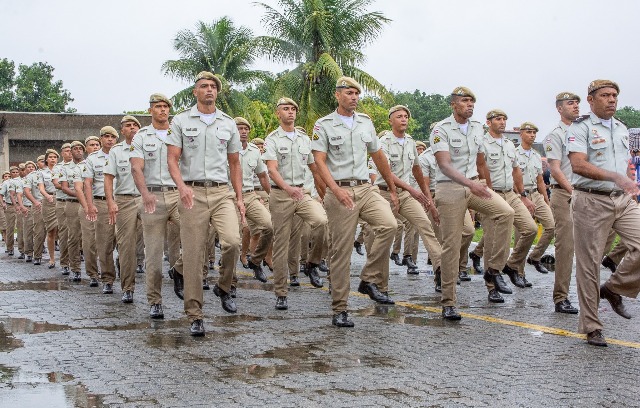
[[520, 191, 529, 198]]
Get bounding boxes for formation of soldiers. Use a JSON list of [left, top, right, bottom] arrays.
[[0, 73, 637, 347]]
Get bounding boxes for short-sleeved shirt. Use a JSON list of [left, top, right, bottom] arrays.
[[238, 142, 267, 191], [253, 150, 269, 188], [165, 105, 241, 183], [429, 114, 484, 182], [59, 160, 85, 195], [311, 111, 380, 181], [16, 177, 31, 206], [543, 121, 572, 185], [481, 134, 518, 190], [567, 112, 630, 191], [83, 149, 109, 197], [39, 167, 57, 194], [418, 148, 438, 191], [263, 126, 314, 187], [375, 133, 419, 187], [516, 146, 543, 189], [25, 171, 43, 201], [1, 179, 15, 204], [52, 162, 68, 199], [130, 125, 175, 187], [105, 141, 139, 196]]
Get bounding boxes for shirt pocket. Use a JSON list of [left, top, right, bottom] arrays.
[[184, 128, 200, 149], [589, 138, 608, 162], [247, 157, 258, 170], [328, 135, 345, 155], [117, 159, 131, 174], [277, 145, 291, 164], [216, 130, 231, 151], [143, 141, 159, 161], [299, 145, 311, 164]]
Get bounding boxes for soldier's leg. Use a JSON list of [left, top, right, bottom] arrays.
[[245, 192, 273, 265], [504, 193, 538, 276], [4, 205, 16, 252], [528, 192, 555, 262], [140, 193, 170, 307], [55, 201, 69, 268], [288, 215, 304, 280], [209, 188, 240, 293], [23, 209, 34, 257], [550, 188, 574, 304], [65, 202, 83, 274], [606, 240, 628, 265], [605, 196, 640, 298], [459, 211, 475, 272], [95, 200, 117, 287], [114, 197, 138, 294], [78, 206, 99, 281]]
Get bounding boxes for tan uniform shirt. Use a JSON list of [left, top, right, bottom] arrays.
[[375, 133, 419, 187], [25, 171, 43, 201], [239, 142, 267, 190], [130, 125, 175, 187], [418, 148, 437, 191], [59, 160, 85, 195], [40, 167, 57, 194], [83, 149, 109, 197], [52, 163, 68, 199], [166, 105, 241, 182], [543, 121, 572, 185], [105, 141, 140, 195], [516, 145, 543, 190], [311, 111, 380, 181], [17, 177, 31, 206], [567, 112, 630, 191], [482, 134, 518, 190], [263, 126, 314, 186], [429, 114, 484, 182]]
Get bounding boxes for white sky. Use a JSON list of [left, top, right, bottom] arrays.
[[2, 0, 639, 138]]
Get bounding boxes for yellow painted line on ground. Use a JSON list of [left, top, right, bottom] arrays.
[[235, 270, 640, 349]]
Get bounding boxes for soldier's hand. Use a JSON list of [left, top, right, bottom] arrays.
[[287, 186, 304, 201], [334, 187, 355, 210], [46, 195, 54, 203], [521, 196, 536, 215], [389, 190, 400, 213], [142, 192, 157, 214], [179, 186, 194, 209], [86, 204, 98, 222], [408, 187, 430, 208], [429, 205, 441, 226], [108, 202, 119, 225], [34, 201, 42, 210], [470, 181, 492, 199], [237, 199, 246, 224], [615, 174, 640, 195]]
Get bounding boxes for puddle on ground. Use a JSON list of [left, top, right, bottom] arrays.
[[146, 329, 242, 349], [354, 304, 446, 327], [0, 324, 24, 352], [0, 365, 104, 407], [0, 278, 71, 291], [0, 317, 71, 335]]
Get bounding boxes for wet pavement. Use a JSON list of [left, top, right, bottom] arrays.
[[0, 242, 639, 407]]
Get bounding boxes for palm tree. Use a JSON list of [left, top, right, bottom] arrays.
[[162, 17, 270, 116], [256, 0, 392, 130]]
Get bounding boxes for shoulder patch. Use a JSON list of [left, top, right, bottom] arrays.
[[312, 133, 320, 141], [433, 136, 441, 144], [573, 114, 590, 123], [546, 145, 552, 152]]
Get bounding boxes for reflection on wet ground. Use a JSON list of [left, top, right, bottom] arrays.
[[355, 304, 447, 327], [0, 317, 71, 335], [0, 278, 71, 291], [0, 365, 104, 408]]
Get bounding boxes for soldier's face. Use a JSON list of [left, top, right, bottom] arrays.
[[486, 116, 506, 134], [46, 154, 58, 167], [520, 129, 537, 145], [193, 80, 218, 106], [25, 164, 35, 174], [277, 105, 297, 126], [255, 143, 264, 154], [61, 148, 72, 161], [416, 146, 425, 155], [237, 124, 250, 142], [2, 174, 9, 181], [558, 99, 580, 121], [335, 88, 360, 112], [121, 121, 140, 139], [37, 160, 45, 169], [452, 96, 474, 119], [588, 87, 618, 120], [149, 102, 170, 122], [100, 134, 117, 149], [71, 146, 85, 160], [86, 140, 101, 154], [19, 168, 25, 177], [389, 111, 409, 133], [10, 170, 19, 178]]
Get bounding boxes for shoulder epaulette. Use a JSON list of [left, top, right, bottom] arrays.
[[356, 112, 371, 119], [88, 151, 98, 157], [247, 142, 258, 150], [113, 141, 124, 147], [220, 111, 233, 120], [406, 134, 414, 140], [318, 115, 332, 123], [573, 114, 590, 123], [138, 125, 150, 132]]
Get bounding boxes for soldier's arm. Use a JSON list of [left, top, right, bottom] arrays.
[[307, 162, 326, 199], [74, 180, 89, 215], [266, 160, 294, 191], [548, 159, 572, 192], [476, 152, 492, 189], [256, 171, 271, 194], [536, 174, 549, 203]]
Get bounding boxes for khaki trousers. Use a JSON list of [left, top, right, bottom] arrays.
[[526, 192, 555, 261], [242, 191, 272, 265], [324, 184, 397, 313], [607, 240, 628, 264], [141, 191, 183, 305], [4, 205, 17, 251], [16, 209, 24, 253], [270, 189, 327, 297], [435, 183, 514, 306], [55, 201, 69, 267], [29, 206, 45, 258], [573, 191, 640, 334], [167, 221, 181, 269], [288, 215, 305, 277], [179, 185, 240, 322], [114, 196, 141, 292], [78, 205, 98, 279], [94, 199, 116, 284], [392, 217, 404, 254], [550, 188, 573, 303], [355, 223, 366, 244], [0, 205, 5, 232], [22, 206, 34, 256], [436, 191, 475, 272], [65, 201, 83, 273], [380, 189, 442, 273], [403, 222, 419, 260]]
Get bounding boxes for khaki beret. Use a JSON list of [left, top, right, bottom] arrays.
[[18, 163, 25, 169], [120, 115, 141, 128], [588, 79, 620, 95], [24, 161, 36, 168], [388, 105, 411, 118], [336, 76, 362, 93], [149, 93, 173, 108], [251, 138, 265, 145], [555, 92, 581, 103], [234, 117, 251, 129], [416, 141, 427, 149], [451, 86, 476, 102], [45, 149, 60, 159], [70, 141, 85, 150], [276, 97, 299, 110], [85, 136, 100, 145], [295, 126, 307, 135], [9, 166, 19, 172], [195, 71, 223, 91], [61, 143, 72, 150], [36, 155, 45, 162], [2, 171, 9, 176], [486, 109, 508, 120], [100, 126, 119, 138], [520, 122, 539, 132]]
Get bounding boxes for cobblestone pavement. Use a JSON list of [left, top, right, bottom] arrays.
[[0, 242, 639, 407]]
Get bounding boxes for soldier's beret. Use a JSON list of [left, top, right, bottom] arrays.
[[148, 93, 173, 108], [234, 117, 251, 129], [84, 136, 100, 145], [416, 141, 427, 149], [45, 149, 60, 159], [451, 86, 476, 102], [2, 171, 9, 176], [388, 105, 411, 118], [100, 126, 119, 138], [61, 143, 72, 150], [251, 138, 265, 144], [276, 97, 299, 110], [18, 163, 26, 169], [336, 76, 362, 93], [24, 161, 36, 168], [120, 115, 141, 128], [195, 71, 223, 91], [555, 92, 581, 103], [9, 166, 18, 172], [588, 80, 620, 95], [70, 141, 86, 150], [36, 155, 45, 162], [486, 109, 508, 120], [520, 122, 539, 132]]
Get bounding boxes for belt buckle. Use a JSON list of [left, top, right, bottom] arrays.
[[349, 180, 357, 187], [161, 186, 168, 192], [203, 181, 213, 187]]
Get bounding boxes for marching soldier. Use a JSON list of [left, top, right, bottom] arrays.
[[23, 160, 46, 264], [38, 149, 61, 268], [3, 167, 21, 256], [52, 143, 73, 275]]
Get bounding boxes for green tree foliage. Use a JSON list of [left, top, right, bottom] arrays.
[[256, 0, 392, 130], [359, 97, 419, 137], [615, 106, 640, 128], [393, 91, 451, 140], [162, 17, 271, 116], [0, 58, 74, 112]]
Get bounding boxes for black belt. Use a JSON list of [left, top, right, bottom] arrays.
[[254, 186, 264, 191], [116, 194, 140, 198], [93, 195, 107, 201], [523, 188, 538, 195], [272, 184, 303, 190], [574, 186, 624, 197], [492, 188, 513, 194], [336, 179, 368, 187], [187, 181, 226, 188], [242, 189, 255, 193], [147, 186, 177, 192], [378, 185, 402, 192], [63, 198, 78, 202], [5, 203, 13, 206], [549, 184, 561, 189]]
